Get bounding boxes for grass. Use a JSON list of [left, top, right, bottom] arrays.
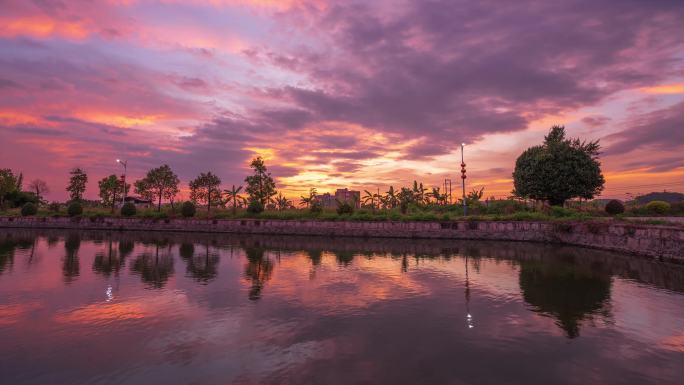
[[1, 202, 681, 224]]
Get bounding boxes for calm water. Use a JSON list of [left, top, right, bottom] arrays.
[[1, 230, 683, 385]]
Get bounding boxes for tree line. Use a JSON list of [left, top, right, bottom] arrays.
[[1, 126, 607, 213]]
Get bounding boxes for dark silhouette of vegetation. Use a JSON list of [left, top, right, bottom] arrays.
[[247, 199, 264, 214], [635, 192, 684, 204], [224, 185, 246, 215], [21, 202, 37, 216], [28, 179, 49, 204], [121, 202, 137, 216], [134, 165, 180, 211], [63, 233, 81, 283], [131, 243, 174, 288], [98, 174, 126, 213], [67, 201, 83, 217], [189, 172, 222, 213], [181, 201, 196, 217], [244, 247, 273, 300], [605, 200, 625, 215], [0, 168, 20, 209], [245, 157, 277, 207], [336, 199, 354, 215], [513, 126, 604, 206], [66, 168, 88, 202]]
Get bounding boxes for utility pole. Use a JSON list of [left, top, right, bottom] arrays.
[[461, 143, 467, 216], [116, 159, 127, 207]]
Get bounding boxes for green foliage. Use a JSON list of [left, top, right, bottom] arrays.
[[244, 157, 277, 206], [310, 200, 323, 214], [134, 164, 179, 211], [549, 206, 575, 218], [21, 202, 37, 216], [0, 168, 19, 209], [189, 172, 222, 213], [98, 174, 125, 212], [645, 200, 671, 215], [48, 202, 61, 212], [247, 199, 264, 214], [66, 168, 88, 201], [605, 200, 625, 215], [121, 202, 137, 217], [513, 126, 605, 206], [181, 201, 196, 218], [336, 200, 354, 215], [224, 185, 246, 214], [67, 202, 83, 217]]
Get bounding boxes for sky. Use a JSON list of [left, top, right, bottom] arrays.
[[1, 0, 684, 202]]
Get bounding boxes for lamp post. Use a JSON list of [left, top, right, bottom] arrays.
[[460, 143, 467, 216], [116, 159, 127, 207]]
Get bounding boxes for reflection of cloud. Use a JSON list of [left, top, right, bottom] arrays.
[[661, 333, 684, 352], [0, 302, 42, 325]]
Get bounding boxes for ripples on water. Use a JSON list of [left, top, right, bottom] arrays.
[[0, 229, 683, 385]]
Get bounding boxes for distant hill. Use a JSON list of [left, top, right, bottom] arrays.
[[635, 192, 684, 204]]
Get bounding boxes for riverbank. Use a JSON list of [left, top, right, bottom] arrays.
[[1, 216, 682, 261]]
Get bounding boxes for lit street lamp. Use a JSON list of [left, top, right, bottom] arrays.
[[116, 159, 127, 206], [460, 143, 467, 216]]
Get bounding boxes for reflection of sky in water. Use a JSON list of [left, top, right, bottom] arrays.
[[0, 230, 683, 385]]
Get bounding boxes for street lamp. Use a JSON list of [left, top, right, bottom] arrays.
[[460, 143, 467, 216], [116, 159, 127, 206]]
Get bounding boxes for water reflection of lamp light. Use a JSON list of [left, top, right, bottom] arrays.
[[465, 255, 474, 329], [105, 285, 113, 302]]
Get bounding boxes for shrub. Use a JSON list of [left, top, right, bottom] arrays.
[[121, 202, 137, 217], [549, 206, 575, 218], [645, 200, 671, 215], [336, 201, 354, 215], [67, 202, 83, 217], [310, 201, 323, 214], [21, 202, 37, 216], [246, 199, 264, 214], [48, 202, 61, 212], [605, 200, 625, 215], [181, 201, 196, 218]]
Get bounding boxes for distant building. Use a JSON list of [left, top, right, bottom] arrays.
[[123, 196, 153, 209], [314, 188, 361, 209], [334, 188, 360, 208]]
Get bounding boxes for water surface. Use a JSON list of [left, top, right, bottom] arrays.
[[1, 229, 683, 385]]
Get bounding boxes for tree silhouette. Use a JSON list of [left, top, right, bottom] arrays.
[[131, 244, 175, 288], [244, 247, 273, 301], [63, 233, 81, 283]]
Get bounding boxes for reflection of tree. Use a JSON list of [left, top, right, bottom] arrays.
[[183, 242, 220, 283], [335, 250, 354, 266], [0, 234, 35, 274], [131, 244, 174, 289], [519, 255, 612, 338], [244, 247, 273, 301], [307, 249, 322, 266], [63, 234, 81, 283], [119, 240, 135, 259], [93, 240, 126, 277]]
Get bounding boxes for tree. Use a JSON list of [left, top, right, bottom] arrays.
[[274, 193, 292, 211], [299, 188, 317, 208], [98, 175, 124, 213], [429, 187, 446, 205], [28, 179, 49, 204], [384, 186, 399, 209], [513, 125, 605, 206], [244, 157, 277, 207], [67, 168, 88, 202], [224, 185, 247, 215], [362, 190, 376, 212], [397, 187, 415, 214], [0, 168, 19, 209], [189, 172, 222, 213], [134, 165, 179, 211]]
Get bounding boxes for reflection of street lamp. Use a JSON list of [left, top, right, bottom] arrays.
[[465, 254, 473, 329], [116, 159, 127, 206], [460, 143, 467, 216]]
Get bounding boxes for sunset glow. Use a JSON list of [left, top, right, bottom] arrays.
[[2, 0, 684, 201]]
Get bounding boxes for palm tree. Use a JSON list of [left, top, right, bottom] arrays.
[[412, 180, 427, 204], [429, 187, 445, 205], [299, 187, 317, 208], [384, 186, 399, 209], [362, 190, 377, 212], [224, 185, 246, 215], [274, 193, 292, 211]]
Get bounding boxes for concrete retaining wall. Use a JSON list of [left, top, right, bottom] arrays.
[[1, 216, 682, 261]]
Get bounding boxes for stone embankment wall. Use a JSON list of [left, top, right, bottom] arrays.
[[1, 217, 682, 261]]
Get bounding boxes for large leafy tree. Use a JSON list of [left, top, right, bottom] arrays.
[[98, 174, 125, 213], [189, 172, 222, 213], [513, 125, 605, 206], [244, 157, 277, 207], [0, 169, 19, 209], [134, 165, 180, 211], [67, 168, 88, 202]]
